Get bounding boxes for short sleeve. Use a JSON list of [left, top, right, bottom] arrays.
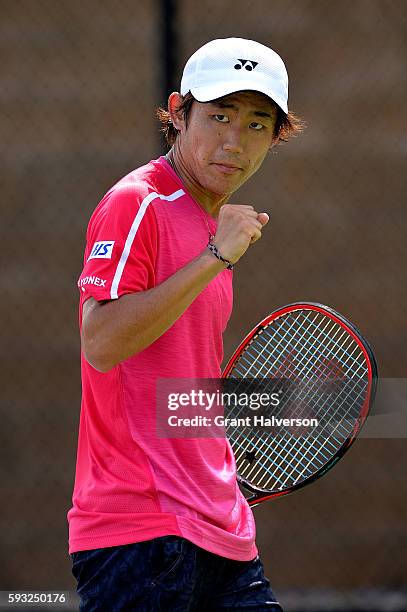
[[78, 186, 158, 304]]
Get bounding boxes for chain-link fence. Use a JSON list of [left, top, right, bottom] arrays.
[[1, 1, 406, 610]]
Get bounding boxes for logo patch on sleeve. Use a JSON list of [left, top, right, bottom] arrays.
[[88, 241, 115, 260]]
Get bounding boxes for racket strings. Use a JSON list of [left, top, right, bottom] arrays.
[[260, 375, 367, 489], [236, 312, 365, 381], [232, 312, 367, 415], [233, 379, 366, 487], [237, 327, 364, 429], [226, 309, 370, 491], [232, 312, 365, 442], [233, 332, 370, 486]]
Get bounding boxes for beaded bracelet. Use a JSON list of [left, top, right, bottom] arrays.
[[207, 242, 234, 270]]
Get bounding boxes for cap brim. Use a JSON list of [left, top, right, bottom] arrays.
[[190, 81, 288, 114]]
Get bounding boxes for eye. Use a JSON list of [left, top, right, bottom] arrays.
[[250, 122, 264, 130], [213, 114, 229, 123]]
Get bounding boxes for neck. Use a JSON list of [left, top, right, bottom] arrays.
[[165, 146, 229, 217]]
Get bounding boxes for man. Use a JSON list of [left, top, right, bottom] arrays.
[[68, 37, 302, 611]]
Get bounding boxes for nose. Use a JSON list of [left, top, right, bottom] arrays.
[[222, 125, 245, 154]]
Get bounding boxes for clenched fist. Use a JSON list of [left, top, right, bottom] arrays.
[[213, 204, 270, 265]]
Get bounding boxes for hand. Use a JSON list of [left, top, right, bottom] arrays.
[[213, 204, 270, 264]]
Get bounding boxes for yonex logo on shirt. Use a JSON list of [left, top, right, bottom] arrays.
[[234, 59, 258, 71], [78, 275, 107, 288], [88, 241, 115, 260]]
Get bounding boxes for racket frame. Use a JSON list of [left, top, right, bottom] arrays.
[[222, 302, 378, 507]]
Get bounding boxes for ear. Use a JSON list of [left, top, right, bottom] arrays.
[[168, 92, 185, 132]]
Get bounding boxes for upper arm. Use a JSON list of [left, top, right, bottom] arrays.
[[80, 297, 105, 362], [81, 297, 102, 334], [81, 294, 131, 371]]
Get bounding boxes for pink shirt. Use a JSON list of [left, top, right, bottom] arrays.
[[67, 157, 257, 560]]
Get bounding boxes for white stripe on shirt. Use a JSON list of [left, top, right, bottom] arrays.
[[110, 189, 184, 299]]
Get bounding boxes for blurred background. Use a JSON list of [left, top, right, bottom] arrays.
[[1, 1, 406, 610]]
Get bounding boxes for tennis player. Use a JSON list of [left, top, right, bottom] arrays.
[[68, 37, 302, 611]]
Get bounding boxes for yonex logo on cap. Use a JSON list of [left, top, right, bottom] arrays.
[[234, 59, 258, 71]]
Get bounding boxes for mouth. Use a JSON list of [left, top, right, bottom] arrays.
[[211, 162, 243, 175]]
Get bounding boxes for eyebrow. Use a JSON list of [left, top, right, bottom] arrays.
[[210, 101, 274, 119]]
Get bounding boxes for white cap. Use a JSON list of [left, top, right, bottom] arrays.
[[180, 38, 288, 114]]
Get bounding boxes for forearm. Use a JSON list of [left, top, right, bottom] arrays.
[[82, 248, 226, 372]]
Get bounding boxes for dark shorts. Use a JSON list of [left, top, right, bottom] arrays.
[[71, 536, 283, 611]]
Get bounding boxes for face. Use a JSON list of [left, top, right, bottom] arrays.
[[170, 91, 278, 198]]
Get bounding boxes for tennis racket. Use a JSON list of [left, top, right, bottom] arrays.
[[222, 302, 378, 507]]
